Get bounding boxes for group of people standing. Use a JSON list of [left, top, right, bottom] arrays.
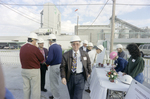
[[20, 33, 94, 99], [19, 32, 145, 99], [20, 33, 62, 99]]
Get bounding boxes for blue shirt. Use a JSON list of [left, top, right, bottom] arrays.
[[114, 57, 128, 72], [46, 44, 62, 65]]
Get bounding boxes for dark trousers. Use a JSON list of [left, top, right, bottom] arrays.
[[40, 64, 47, 90], [67, 73, 85, 99]]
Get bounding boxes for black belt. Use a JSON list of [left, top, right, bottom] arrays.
[[71, 72, 83, 75]]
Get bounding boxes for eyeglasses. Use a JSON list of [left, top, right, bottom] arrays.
[[33, 39, 38, 41], [72, 43, 80, 46]]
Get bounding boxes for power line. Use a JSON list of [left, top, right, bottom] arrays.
[[1, 0, 40, 16], [0, 2, 59, 30], [0, 1, 55, 27], [5, 0, 41, 21], [1, 4, 40, 24], [0, 1, 41, 22], [0, 3, 150, 6], [83, 0, 110, 32]]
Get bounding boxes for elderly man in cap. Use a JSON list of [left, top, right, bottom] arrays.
[[20, 32, 44, 99], [80, 40, 88, 52], [85, 45, 104, 93], [60, 35, 91, 99], [45, 34, 62, 99]]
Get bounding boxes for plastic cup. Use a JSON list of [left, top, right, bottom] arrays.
[[107, 63, 110, 66], [98, 63, 101, 67], [101, 64, 103, 67]]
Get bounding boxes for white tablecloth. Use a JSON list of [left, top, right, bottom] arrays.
[[90, 67, 129, 99]]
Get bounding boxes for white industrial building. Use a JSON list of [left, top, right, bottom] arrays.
[[33, 3, 61, 35]]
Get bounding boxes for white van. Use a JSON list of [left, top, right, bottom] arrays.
[[139, 44, 150, 56]]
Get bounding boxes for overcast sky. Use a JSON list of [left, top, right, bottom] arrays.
[[0, 0, 150, 36]]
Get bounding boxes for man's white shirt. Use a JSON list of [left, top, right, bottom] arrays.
[[73, 50, 83, 73], [83, 46, 87, 52]]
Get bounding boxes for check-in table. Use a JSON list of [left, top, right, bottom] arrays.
[[90, 65, 130, 99]]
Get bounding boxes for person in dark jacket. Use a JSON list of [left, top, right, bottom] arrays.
[[110, 51, 128, 72], [116, 44, 127, 60], [80, 40, 88, 52], [60, 35, 91, 99], [38, 38, 48, 92], [123, 43, 145, 84]]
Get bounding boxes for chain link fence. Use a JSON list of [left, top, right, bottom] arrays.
[[0, 50, 21, 65]]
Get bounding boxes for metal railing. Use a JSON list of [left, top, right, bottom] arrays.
[[97, 32, 150, 40], [143, 59, 150, 84]]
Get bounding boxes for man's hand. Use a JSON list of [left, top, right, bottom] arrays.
[[122, 73, 126, 76], [42, 62, 49, 67], [88, 74, 90, 78], [61, 78, 67, 85]]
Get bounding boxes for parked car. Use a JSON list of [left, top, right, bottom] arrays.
[[0, 46, 4, 49], [139, 44, 150, 57], [9, 46, 15, 49], [4, 46, 9, 49]]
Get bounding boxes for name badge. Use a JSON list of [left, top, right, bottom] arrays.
[[132, 59, 136, 62], [83, 57, 87, 60]]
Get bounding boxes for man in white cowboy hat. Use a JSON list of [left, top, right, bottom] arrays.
[[80, 40, 88, 52], [38, 38, 48, 92], [20, 32, 44, 99], [60, 35, 91, 99], [85, 44, 104, 93]]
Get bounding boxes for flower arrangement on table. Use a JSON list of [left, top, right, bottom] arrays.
[[106, 68, 118, 82]]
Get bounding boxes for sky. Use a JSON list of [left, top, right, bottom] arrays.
[[0, 0, 150, 36]]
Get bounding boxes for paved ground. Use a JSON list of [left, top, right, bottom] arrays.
[[2, 64, 90, 99], [2, 64, 150, 99]]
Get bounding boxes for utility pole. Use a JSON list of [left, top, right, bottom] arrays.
[[40, 10, 43, 28], [77, 16, 79, 35], [110, 0, 116, 52]]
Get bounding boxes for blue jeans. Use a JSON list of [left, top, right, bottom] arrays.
[[134, 73, 144, 84]]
